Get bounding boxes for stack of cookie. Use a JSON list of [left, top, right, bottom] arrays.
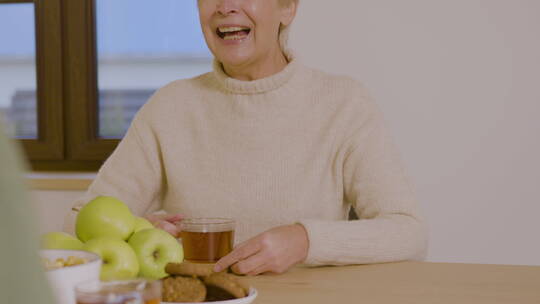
[[162, 262, 250, 303]]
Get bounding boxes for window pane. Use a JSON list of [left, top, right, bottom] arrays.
[[96, 0, 213, 138], [0, 3, 37, 139]]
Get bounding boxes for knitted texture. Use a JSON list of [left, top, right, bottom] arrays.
[[64, 55, 427, 265]]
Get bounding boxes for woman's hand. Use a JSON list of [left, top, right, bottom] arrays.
[[144, 213, 183, 237], [213, 224, 309, 276]]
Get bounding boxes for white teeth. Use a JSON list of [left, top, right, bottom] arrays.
[[223, 33, 247, 40], [218, 26, 249, 33]]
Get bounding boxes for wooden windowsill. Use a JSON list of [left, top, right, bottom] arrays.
[[27, 172, 95, 191]]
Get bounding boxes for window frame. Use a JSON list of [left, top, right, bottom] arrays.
[[2, 0, 64, 161], [61, 0, 119, 168], [1, 0, 119, 171]]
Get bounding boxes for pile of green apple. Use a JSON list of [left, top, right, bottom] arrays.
[[41, 196, 183, 281]]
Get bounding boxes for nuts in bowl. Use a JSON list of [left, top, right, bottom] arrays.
[[42, 255, 89, 271], [39, 249, 102, 304]]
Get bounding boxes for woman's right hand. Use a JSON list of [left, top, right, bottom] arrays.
[[144, 213, 183, 237]]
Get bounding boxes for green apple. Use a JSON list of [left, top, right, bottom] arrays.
[[133, 216, 154, 233], [76, 196, 135, 242], [40, 232, 84, 250], [83, 237, 139, 281], [128, 228, 183, 279]]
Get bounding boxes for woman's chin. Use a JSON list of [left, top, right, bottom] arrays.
[[217, 54, 256, 71]]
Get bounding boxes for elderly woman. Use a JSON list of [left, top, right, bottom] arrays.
[[65, 0, 427, 275]]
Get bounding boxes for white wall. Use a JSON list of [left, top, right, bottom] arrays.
[[290, 0, 540, 265], [31, 1, 540, 266]]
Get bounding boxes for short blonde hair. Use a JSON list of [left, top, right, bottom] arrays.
[[278, 0, 299, 54]]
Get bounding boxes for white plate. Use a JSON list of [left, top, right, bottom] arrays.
[[162, 287, 258, 304]]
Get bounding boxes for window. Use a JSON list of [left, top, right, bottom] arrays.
[[0, 0, 212, 171], [96, 0, 211, 138], [0, 3, 37, 138]]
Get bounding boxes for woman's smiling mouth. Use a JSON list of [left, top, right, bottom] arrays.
[[216, 25, 252, 41]]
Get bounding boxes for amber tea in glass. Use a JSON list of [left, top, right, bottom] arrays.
[[179, 218, 235, 263]]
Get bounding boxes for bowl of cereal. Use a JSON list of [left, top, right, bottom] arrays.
[[40, 249, 101, 304]]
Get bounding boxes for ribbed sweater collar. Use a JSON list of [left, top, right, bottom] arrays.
[[212, 52, 297, 95]]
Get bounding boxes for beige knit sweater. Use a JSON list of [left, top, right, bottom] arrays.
[[64, 55, 428, 266]]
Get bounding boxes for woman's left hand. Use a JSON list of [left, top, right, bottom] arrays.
[[213, 224, 309, 276], [144, 213, 183, 237]]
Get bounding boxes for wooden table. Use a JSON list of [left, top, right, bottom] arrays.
[[249, 262, 540, 304]]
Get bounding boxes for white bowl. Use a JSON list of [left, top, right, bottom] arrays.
[[162, 287, 258, 304], [40, 249, 102, 304]]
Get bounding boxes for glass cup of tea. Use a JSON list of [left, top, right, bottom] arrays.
[[178, 218, 235, 263], [75, 279, 161, 304]]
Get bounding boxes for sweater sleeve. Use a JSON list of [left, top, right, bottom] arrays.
[[63, 110, 164, 234], [299, 87, 428, 266]]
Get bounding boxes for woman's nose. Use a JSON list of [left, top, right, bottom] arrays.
[[216, 0, 239, 16]]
